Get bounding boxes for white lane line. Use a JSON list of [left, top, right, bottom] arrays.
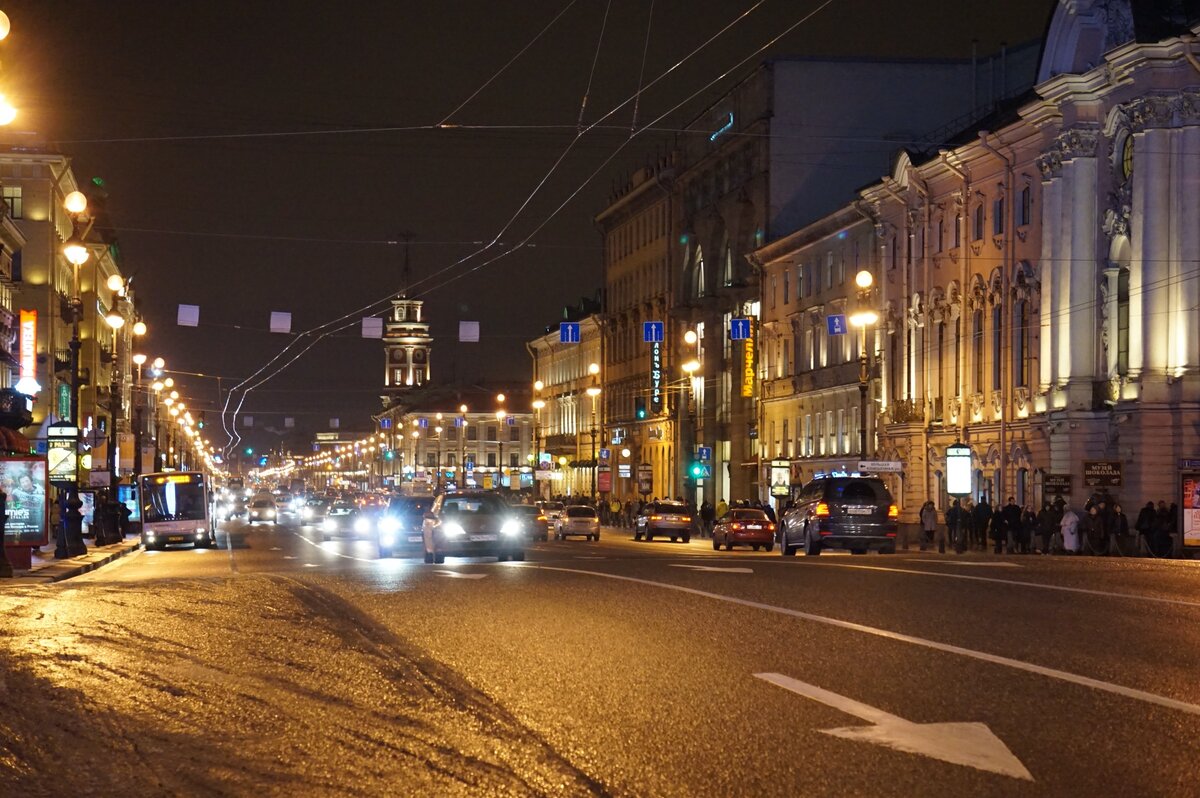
[[529, 564, 1200, 717], [669, 564, 754, 574], [435, 571, 488, 580], [755, 673, 1033, 781], [899, 558, 1023, 568], [290, 530, 378, 563], [803, 561, 1200, 609]]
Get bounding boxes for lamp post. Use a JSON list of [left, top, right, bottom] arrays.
[[849, 270, 879, 459], [54, 190, 91, 559], [495, 408, 507, 490], [532, 380, 545, 499], [586, 363, 601, 501], [105, 306, 125, 492], [458, 404, 468, 488], [434, 414, 443, 492], [681, 327, 701, 503]]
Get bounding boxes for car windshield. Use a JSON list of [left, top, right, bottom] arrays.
[[510, 505, 540, 516], [566, 507, 596, 518], [389, 497, 432, 515], [330, 503, 356, 514], [142, 476, 207, 523], [541, 502, 564, 511], [652, 503, 687, 514], [442, 496, 506, 515], [250, 499, 272, 508], [730, 510, 768, 520]]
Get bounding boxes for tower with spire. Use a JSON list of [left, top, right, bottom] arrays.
[[381, 233, 432, 403]]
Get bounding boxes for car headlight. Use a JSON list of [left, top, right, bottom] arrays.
[[323, 518, 336, 532], [353, 517, 370, 534], [379, 533, 395, 547], [267, 510, 275, 518], [302, 507, 313, 519], [442, 522, 465, 537], [501, 520, 521, 537], [379, 516, 400, 535], [195, 528, 206, 537]]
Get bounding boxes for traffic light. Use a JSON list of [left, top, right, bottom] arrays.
[[384, 450, 394, 460], [635, 397, 647, 420], [244, 447, 253, 456], [689, 461, 704, 479]]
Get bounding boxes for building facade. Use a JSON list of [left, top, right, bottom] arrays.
[[381, 294, 432, 403]]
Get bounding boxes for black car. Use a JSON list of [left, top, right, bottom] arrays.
[[508, 504, 550, 541], [421, 492, 525, 563], [779, 476, 898, 556], [321, 502, 371, 540], [376, 495, 434, 557]]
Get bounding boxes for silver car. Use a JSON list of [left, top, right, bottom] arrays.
[[555, 505, 600, 541]]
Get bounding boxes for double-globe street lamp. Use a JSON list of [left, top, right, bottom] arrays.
[[532, 381, 545, 498], [848, 270, 879, 459], [586, 363, 601, 501]]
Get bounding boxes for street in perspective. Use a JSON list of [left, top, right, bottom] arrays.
[[2, 1, 1200, 795]]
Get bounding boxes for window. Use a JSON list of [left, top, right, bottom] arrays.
[[826, 410, 835, 454], [694, 246, 706, 298], [486, 425, 497, 441], [487, 453, 496, 467], [890, 235, 898, 269], [426, 452, 437, 467], [509, 425, 520, 442], [815, 412, 824, 455], [972, 309, 984, 392], [803, 414, 813, 456], [825, 252, 834, 289], [446, 453, 456, 467], [2, 186, 21, 219], [1013, 297, 1028, 388], [10, 249, 19, 282], [936, 220, 944, 253], [1117, 268, 1130, 375], [954, 215, 962, 248], [991, 304, 1003, 390], [837, 409, 846, 454], [973, 205, 984, 242], [1019, 186, 1032, 226], [446, 426, 457, 441], [509, 453, 519, 468], [796, 264, 804, 298], [770, 276, 777, 309], [804, 263, 813, 297], [782, 419, 790, 457], [391, 368, 403, 385], [782, 270, 789, 305], [835, 252, 845, 286], [992, 198, 1004, 236], [723, 246, 734, 286], [467, 425, 478, 441]]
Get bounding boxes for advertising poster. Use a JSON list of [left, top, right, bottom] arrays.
[[0, 456, 48, 546], [770, 460, 791, 497], [1182, 475, 1200, 548], [118, 483, 141, 522]]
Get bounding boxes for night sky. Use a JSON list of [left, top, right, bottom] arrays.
[[0, 0, 1053, 453]]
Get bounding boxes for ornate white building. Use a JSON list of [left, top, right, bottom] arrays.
[[381, 295, 432, 403]]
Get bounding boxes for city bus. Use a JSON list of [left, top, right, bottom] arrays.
[[138, 471, 216, 550]]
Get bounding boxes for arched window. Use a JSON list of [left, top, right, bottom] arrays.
[[972, 308, 984, 393], [991, 304, 1003, 390], [1013, 296, 1028, 388], [1117, 267, 1130, 375], [694, 245, 706, 298], [722, 245, 733, 287]]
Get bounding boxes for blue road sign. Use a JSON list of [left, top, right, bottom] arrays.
[[643, 321, 665, 343], [730, 318, 752, 340], [697, 446, 712, 461], [560, 322, 581, 343], [379, 418, 392, 429], [827, 314, 848, 336], [599, 448, 611, 461]]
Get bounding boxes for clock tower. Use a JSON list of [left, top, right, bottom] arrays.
[[382, 295, 432, 403]]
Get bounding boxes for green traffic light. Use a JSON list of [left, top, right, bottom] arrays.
[[690, 462, 704, 478], [244, 447, 253, 456]]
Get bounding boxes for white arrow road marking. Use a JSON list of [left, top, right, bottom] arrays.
[[303, 563, 320, 568], [282, 555, 297, 560], [755, 673, 1033, 781], [435, 571, 488, 580], [669, 564, 753, 574]]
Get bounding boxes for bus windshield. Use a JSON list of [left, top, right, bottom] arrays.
[[141, 474, 207, 523]]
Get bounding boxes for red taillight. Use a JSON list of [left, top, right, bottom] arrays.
[[887, 504, 899, 519], [814, 502, 830, 517], [730, 523, 743, 531], [650, 515, 662, 521], [767, 523, 776, 531], [537, 515, 547, 521]]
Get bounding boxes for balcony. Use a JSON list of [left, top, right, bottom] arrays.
[[0, 387, 33, 429]]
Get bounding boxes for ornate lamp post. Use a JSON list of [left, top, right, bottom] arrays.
[[532, 381, 545, 499], [458, 404, 468, 488], [849, 270, 879, 459]]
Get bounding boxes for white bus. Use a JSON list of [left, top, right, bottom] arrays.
[[138, 471, 215, 550]]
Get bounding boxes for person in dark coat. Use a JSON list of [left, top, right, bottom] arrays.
[[699, 501, 715, 537], [762, 502, 776, 524], [1135, 501, 1157, 556], [973, 499, 993, 551], [1111, 502, 1132, 556], [996, 496, 1021, 554], [1036, 503, 1056, 554], [944, 499, 964, 555], [1018, 504, 1037, 554]]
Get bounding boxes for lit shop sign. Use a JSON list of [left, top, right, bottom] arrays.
[[650, 341, 663, 414], [946, 442, 972, 496], [741, 318, 755, 398], [15, 310, 39, 395]]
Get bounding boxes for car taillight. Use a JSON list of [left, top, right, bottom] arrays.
[[650, 515, 662, 520], [815, 502, 830, 517], [681, 517, 692, 522], [537, 515, 547, 521], [730, 523, 742, 530], [767, 523, 775, 531], [888, 504, 899, 519]]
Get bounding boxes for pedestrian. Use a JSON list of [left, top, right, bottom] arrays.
[[919, 500, 937, 552], [1019, 504, 1037, 554], [1111, 502, 1132, 556], [973, 498, 992, 551], [943, 499, 963, 554], [700, 501, 715, 537], [1060, 506, 1081, 554], [997, 496, 1020, 554], [1135, 501, 1157, 556], [762, 502, 776, 524], [716, 498, 728, 519]]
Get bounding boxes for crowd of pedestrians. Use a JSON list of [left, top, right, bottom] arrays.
[[918, 493, 1177, 557]]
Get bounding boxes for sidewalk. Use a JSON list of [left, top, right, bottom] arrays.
[[0, 538, 142, 587]]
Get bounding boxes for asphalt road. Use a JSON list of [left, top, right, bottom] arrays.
[[1, 515, 1198, 796]]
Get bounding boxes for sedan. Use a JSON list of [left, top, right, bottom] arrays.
[[299, 499, 329, 525], [713, 509, 776, 551], [555, 505, 600, 541], [247, 498, 277, 525], [634, 501, 693, 543], [321, 502, 372, 540], [376, 496, 434, 557], [422, 492, 525, 564], [508, 504, 549, 542]]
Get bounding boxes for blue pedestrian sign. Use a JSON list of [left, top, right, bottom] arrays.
[[599, 448, 611, 461], [560, 322, 581, 344], [697, 446, 712, 461], [730, 318, 752, 340], [827, 314, 848, 336], [643, 321, 665, 343]]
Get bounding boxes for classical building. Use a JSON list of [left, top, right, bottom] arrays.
[[753, 0, 1200, 532], [671, 50, 1036, 505], [594, 159, 676, 502], [381, 294, 432, 403], [527, 301, 606, 499]]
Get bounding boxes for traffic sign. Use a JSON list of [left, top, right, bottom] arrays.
[[1180, 459, 1200, 470], [643, 321, 664, 343], [827, 314, 848, 336], [730, 318, 752, 340], [858, 460, 902, 473], [697, 446, 712, 461], [559, 322, 580, 344], [598, 448, 610, 461]]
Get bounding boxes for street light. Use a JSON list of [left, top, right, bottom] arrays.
[[495, 408, 507, 489], [849, 270, 879, 459], [681, 327, 702, 504], [532, 382, 546, 498], [586, 364, 601, 501]]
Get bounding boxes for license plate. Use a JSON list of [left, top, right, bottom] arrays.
[[469, 534, 497, 542], [168, 536, 185, 542], [747, 525, 761, 530], [407, 536, 422, 543], [847, 507, 873, 515]]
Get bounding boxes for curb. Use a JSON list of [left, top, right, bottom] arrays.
[[0, 541, 142, 587]]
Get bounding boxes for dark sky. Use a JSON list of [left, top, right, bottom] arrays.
[[0, 0, 1054, 453]]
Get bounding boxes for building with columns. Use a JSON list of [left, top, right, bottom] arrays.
[[753, 0, 1200, 529], [381, 295, 432, 403]]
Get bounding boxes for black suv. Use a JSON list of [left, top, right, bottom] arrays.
[[779, 476, 898, 556]]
